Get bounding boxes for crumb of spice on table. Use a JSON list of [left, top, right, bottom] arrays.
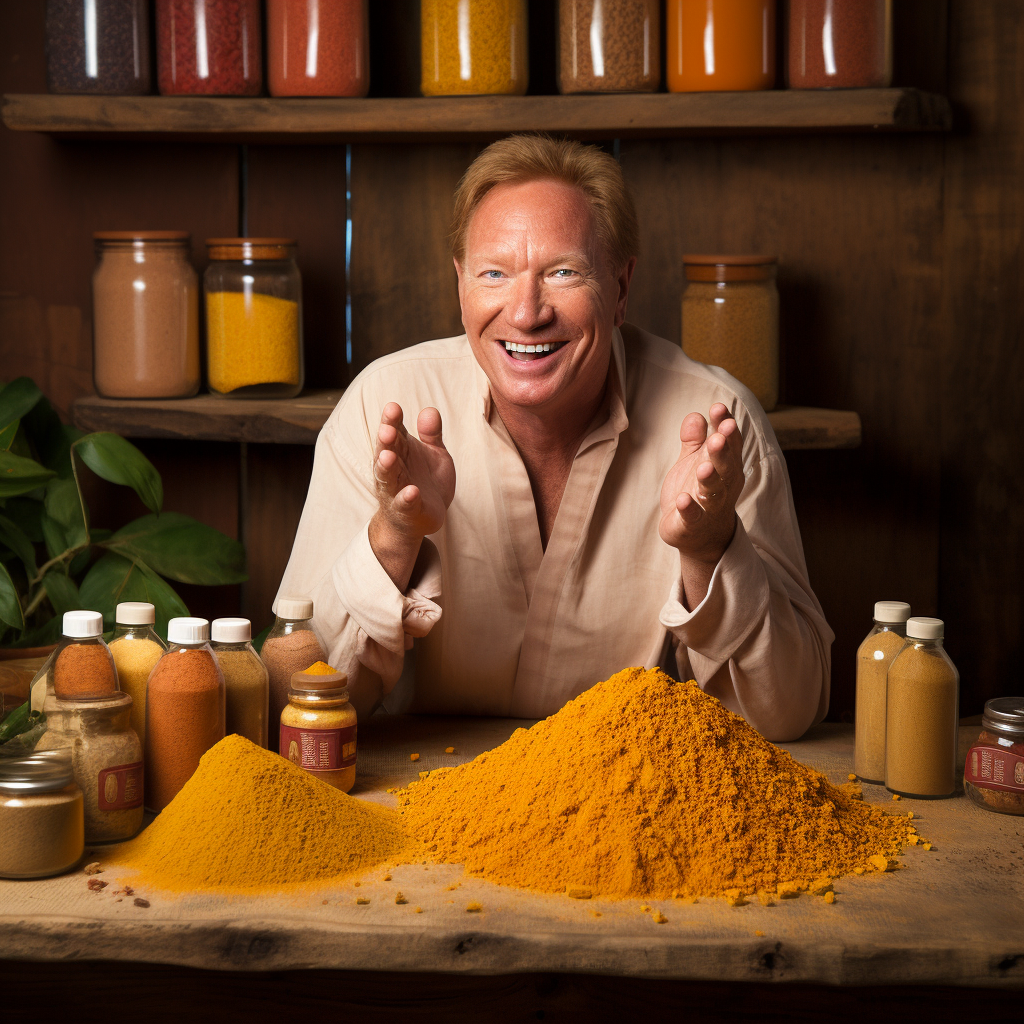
[[652, 910, 668, 924], [410, 753, 420, 762], [445, 747, 455, 754], [466, 902, 482, 913], [84, 862, 102, 875]]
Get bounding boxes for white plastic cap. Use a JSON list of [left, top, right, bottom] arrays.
[[907, 616, 944, 640], [167, 617, 210, 644], [874, 601, 911, 624], [276, 597, 313, 620], [116, 601, 155, 625], [63, 610, 104, 638], [211, 617, 251, 643]]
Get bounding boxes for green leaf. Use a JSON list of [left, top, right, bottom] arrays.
[[104, 512, 246, 586], [0, 512, 38, 577], [73, 433, 162, 513], [0, 449, 56, 498], [39, 513, 67, 561], [11, 615, 61, 648], [252, 623, 271, 655], [22, 397, 75, 479], [1, 497, 44, 543], [80, 552, 188, 635], [0, 377, 43, 432], [68, 547, 92, 578], [42, 572, 80, 617], [44, 477, 88, 548], [0, 561, 24, 631], [0, 419, 18, 451]]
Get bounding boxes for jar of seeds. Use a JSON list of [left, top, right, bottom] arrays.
[[558, 0, 660, 94]]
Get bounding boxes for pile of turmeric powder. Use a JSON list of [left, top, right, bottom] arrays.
[[395, 668, 917, 900]]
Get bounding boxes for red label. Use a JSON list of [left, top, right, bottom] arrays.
[[966, 745, 1024, 793], [280, 724, 357, 772], [97, 761, 144, 811]]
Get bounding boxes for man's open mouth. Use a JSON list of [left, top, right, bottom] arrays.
[[502, 341, 568, 361]]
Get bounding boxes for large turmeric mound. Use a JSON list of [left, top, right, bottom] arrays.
[[114, 734, 413, 893], [395, 668, 916, 899]]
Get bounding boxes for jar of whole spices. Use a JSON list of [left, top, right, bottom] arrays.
[[46, 0, 151, 95], [964, 698, 1024, 817], [853, 601, 910, 784], [788, 0, 893, 90], [885, 617, 960, 799], [281, 663, 356, 792], [421, 0, 528, 96], [558, 0, 660, 94], [262, 598, 327, 754], [211, 617, 270, 749], [93, 231, 200, 399], [145, 617, 225, 812], [52, 611, 120, 702], [681, 255, 779, 411], [204, 239, 304, 399], [0, 752, 84, 879], [108, 602, 167, 749]]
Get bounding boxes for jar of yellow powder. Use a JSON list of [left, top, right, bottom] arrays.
[[280, 663, 356, 792], [204, 238, 304, 399], [108, 601, 167, 750]]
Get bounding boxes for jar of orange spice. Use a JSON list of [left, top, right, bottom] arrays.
[[52, 611, 120, 702]]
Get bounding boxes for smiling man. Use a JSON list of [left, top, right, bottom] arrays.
[[276, 135, 833, 741]]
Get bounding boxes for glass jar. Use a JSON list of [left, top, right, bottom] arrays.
[[681, 255, 779, 411], [885, 617, 960, 799], [788, 0, 892, 89], [268, 0, 370, 97], [36, 693, 144, 843], [421, 0, 528, 96], [0, 752, 84, 879], [93, 231, 200, 399], [211, 617, 270, 748], [52, 611, 120, 702], [854, 601, 910, 784], [964, 698, 1024, 817], [108, 602, 167, 750], [204, 239, 304, 399], [667, 0, 776, 92], [558, 0, 660, 94], [281, 666, 356, 792], [156, 0, 261, 96], [46, 0, 151, 95]]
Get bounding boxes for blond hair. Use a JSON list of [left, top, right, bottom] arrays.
[[450, 134, 639, 271]]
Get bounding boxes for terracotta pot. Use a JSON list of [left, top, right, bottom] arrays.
[[0, 645, 58, 663], [0, 646, 56, 716]]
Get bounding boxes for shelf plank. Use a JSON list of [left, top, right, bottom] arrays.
[[71, 393, 860, 450], [3, 90, 952, 141]]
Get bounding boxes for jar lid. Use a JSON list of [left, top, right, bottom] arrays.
[[116, 601, 156, 625], [212, 617, 251, 643], [44, 692, 133, 714], [63, 610, 104, 639], [167, 617, 210, 644], [94, 230, 190, 242], [874, 601, 911, 624], [289, 684, 350, 703], [982, 697, 1024, 737], [276, 597, 314, 620], [683, 254, 777, 283], [907, 616, 943, 640], [0, 751, 74, 794], [291, 665, 348, 692], [206, 238, 297, 261]]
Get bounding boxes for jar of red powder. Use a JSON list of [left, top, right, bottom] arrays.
[[156, 0, 262, 96], [52, 611, 120, 703], [787, 0, 892, 89], [267, 0, 370, 98]]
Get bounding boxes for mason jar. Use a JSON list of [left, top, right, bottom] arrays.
[[281, 666, 356, 792], [558, 0, 660, 94], [964, 698, 1024, 817], [788, 0, 893, 89]]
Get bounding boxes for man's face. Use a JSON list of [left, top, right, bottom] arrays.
[[456, 179, 634, 417]]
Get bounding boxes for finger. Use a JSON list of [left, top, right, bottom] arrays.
[[676, 490, 705, 527], [374, 447, 409, 495], [679, 412, 708, 451], [392, 484, 421, 517], [694, 461, 726, 507], [706, 423, 742, 487], [376, 421, 409, 462], [708, 403, 733, 434], [417, 407, 446, 449]]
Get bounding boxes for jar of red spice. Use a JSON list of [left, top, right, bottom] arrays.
[[268, 0, 370, 97], [52, 611, 120, 703], [964, 698, 1024, 817], [787, 0, 892, 89], [156, 0, 261, 96]]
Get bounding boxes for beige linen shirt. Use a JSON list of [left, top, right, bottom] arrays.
[[276, 324, 833, 741]]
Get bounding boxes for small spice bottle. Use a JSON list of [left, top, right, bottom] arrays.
[[204, 239, 304, 399], [52, 611, 120, 702], [885, 617, 960, 799], [0, 752, 84, 879], [854, 601, 910, 784], [281, 664, 356, 792], [964, 698, 1024, 817], [787, 0, 893, 90], [108, 601, 167, 750], [145, 617, 226, 813], [211, 617, 270, 749]]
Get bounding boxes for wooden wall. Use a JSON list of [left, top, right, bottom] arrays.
[[1, 1, 1019, 719]]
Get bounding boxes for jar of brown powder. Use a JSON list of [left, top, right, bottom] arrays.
[[211, 617, 270, 749], [52, 611, 120, 702], [964, 698, 1024, 817], [787, 0, 893, 90], [558, 0, 660, 94]]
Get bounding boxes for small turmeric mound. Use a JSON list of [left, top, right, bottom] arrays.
[[395, 668, 915, 899], [114, 735, 413, 893]]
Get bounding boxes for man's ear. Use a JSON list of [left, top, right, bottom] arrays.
[[614, 257, 637, 327]]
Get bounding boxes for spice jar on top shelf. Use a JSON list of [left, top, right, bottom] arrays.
[[108, 602, 166, 749], [964, 698, 1024, 817], [51, 611, 120, 703], [211, 617, 270, 749], [788, 0, 893, 90]]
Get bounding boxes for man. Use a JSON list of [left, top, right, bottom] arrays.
[[277, 135, 832, 741]]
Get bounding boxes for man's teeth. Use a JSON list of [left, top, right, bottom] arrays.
[[504, 342, 563, 353]]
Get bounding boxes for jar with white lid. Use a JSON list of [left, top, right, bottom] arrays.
[[51, 610, 120, 703], [108, 601, 167, 750], [211, 617, 270, 749]]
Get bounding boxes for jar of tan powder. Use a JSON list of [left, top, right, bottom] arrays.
[[211, 617, 270, 748]]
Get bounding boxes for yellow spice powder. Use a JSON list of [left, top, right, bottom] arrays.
[[108, 636, 165, 748]]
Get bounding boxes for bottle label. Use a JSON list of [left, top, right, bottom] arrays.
[[965, 745, 1024, 792], [97, 761, 144, 810], [280, 724, 356, 772]]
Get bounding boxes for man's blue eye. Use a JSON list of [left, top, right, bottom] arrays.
[[486, 270, 502, 279], [554, 269, 574, 277]]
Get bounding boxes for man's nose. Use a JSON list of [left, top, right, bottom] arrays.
[[508, 274, 554, 331]]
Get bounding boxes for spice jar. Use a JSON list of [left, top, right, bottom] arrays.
[[964, 698, 1024, 817], [854, 601, 910, 784], [667, 0, 776, 92], [52, 611, 120, 702], [46, 0, 151, 95], [92, 231, 200, 399], [268, 0, 370, 97], [211, 617, 270, 749], [108, 602, 167, 750], [681, 255, 779, 411], [788, 0, 892, 90], [262, 598, 327, 754], [0, 752, 84, 879], [156, 0, 261, 96], [281, 663, 356, 792], [421, 0, 528, 96], [36, 693, 144, 843], [885, 617, 960, 799], [145, 617, 225, 812], [558, 0, 660, 94], [204, 239, 304, 399]]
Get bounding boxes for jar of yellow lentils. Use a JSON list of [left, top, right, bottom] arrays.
[[421, 0, 528, 96], [204, 238, 304, 399]]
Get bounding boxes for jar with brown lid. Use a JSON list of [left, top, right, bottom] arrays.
[[964, 698, 1024, 816], [558, 0, 660, 94], [788, 0, 893, 90]]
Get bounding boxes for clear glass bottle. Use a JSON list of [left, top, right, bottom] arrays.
[[681, 255, 779, 411], [281, 665, 356, 792], [558, 0, 660, 94], [853, 601, 910, 784], [108, 601, 167, 750], [211, 617, 270, 749], [964, 698, 1024, 817], [787, 0, 892, 90], [204, 239, 304, 399], [51, 611, 120, 702]]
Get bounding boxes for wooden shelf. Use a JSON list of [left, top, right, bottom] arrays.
[[3, 90, 952, 141], [71, 393, 861, 450]]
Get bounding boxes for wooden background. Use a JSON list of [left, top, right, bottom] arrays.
[[1, 1, 1018, 720]]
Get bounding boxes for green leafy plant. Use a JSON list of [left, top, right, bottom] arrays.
[[0, 377, 246, 646]]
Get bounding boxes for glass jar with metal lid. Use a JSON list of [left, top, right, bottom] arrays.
[[965, 698, 1024, 816], [281, 665, 356, 792], [204, 239, 304, 399]]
